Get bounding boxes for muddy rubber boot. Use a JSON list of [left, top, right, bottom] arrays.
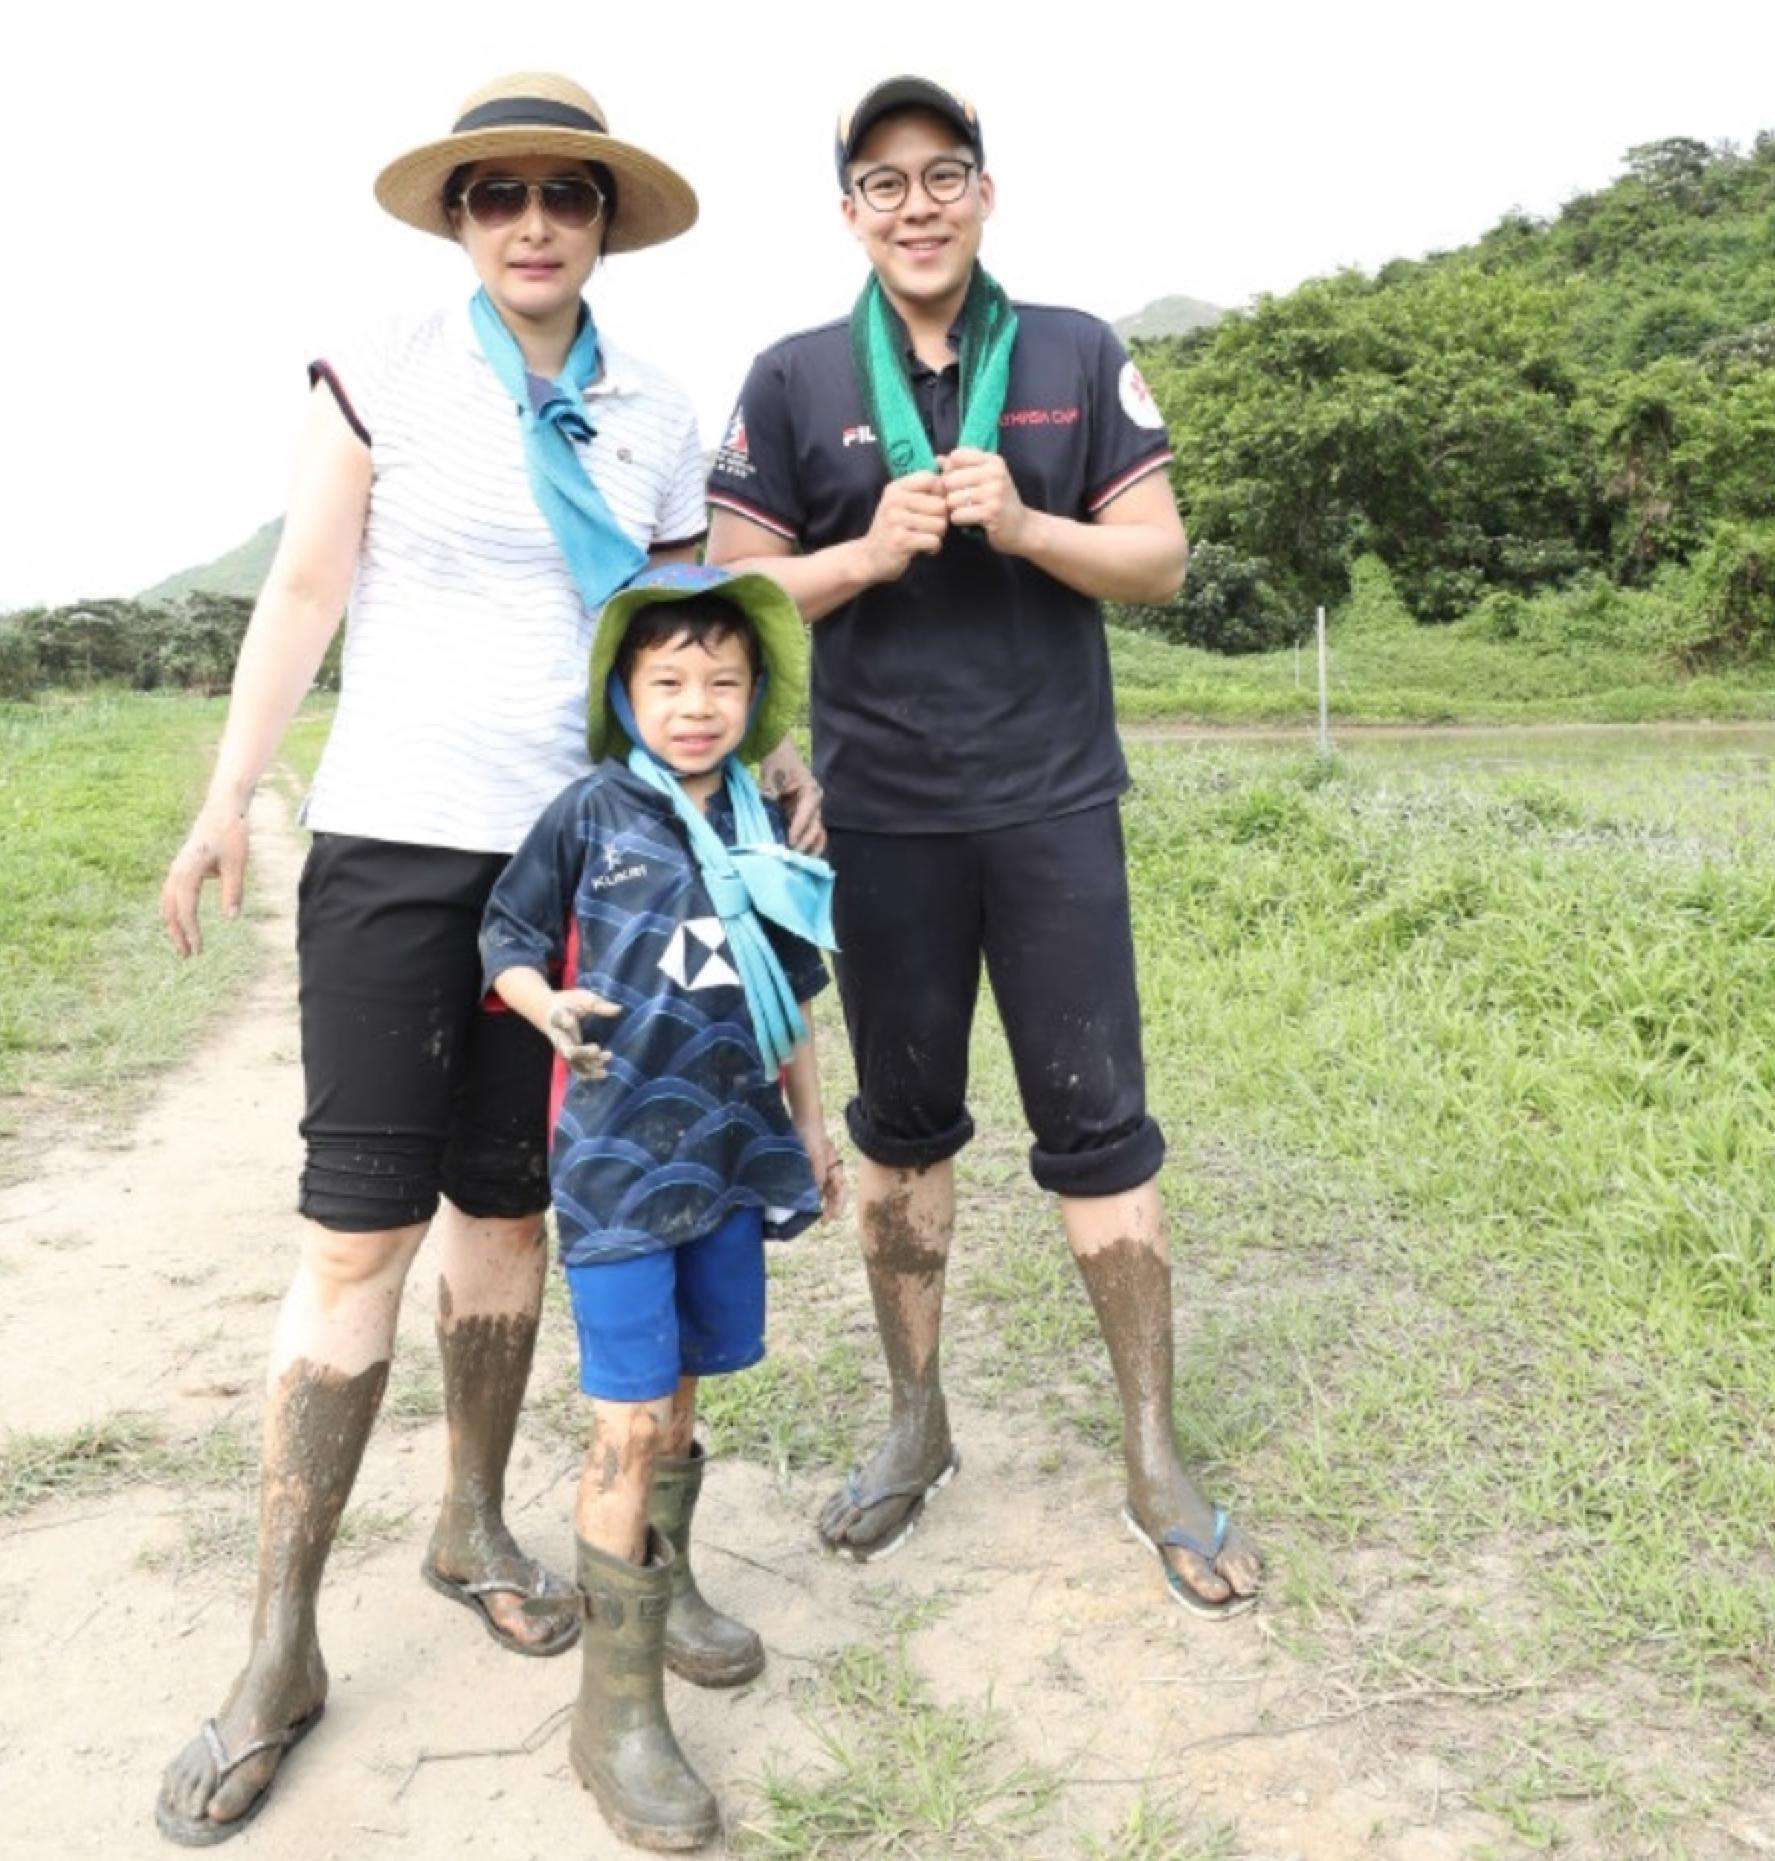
[[569, 1529, 720, 1852], [650, 1444, 766, 1687]]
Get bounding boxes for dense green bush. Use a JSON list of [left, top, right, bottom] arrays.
[[0, 614, 41, 701], [1113, 541, 1297, 654], [1336, 555, 1416, 636], [141, 594, 255, 694], [1676, 520, 1775, 664], [1139, 131, 1775, 659]]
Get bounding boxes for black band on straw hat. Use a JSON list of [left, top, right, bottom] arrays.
[[453, 97, 607, 135]]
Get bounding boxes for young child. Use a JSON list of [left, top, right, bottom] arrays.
[[480, 563, 841, 1851]]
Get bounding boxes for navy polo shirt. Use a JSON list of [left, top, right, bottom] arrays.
[[707, 302, 1175, 835]]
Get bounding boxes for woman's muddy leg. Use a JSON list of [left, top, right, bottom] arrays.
[[161, 1217, 422, 1828], [427, 1201, 558, 1642], [818, 1158, 956, 1548], [1061, 1181, 1260, 1602]]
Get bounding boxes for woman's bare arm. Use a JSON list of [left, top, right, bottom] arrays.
[[160, 387, 370, 956]]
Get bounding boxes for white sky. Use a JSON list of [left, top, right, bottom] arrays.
[[4, 0, 1774, 607]]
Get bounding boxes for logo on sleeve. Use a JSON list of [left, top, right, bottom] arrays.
[[1118, 360, 1165, 431], [715, 406, 754, 480]]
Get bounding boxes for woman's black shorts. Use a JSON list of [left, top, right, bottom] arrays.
[[296, 833, 553, 1233], [828, 802, 1165, 1198]]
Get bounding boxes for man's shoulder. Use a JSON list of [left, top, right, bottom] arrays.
[[751, 316, 853, 375], [1009, 302, 1120, 353]]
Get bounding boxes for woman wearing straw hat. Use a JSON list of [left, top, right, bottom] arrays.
[[154, 73, 817, 1846]]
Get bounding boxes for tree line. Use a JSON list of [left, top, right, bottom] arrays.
[[13, 139, 1774, 695], [0, 596, 342, 701], [1129, 135, 1775, 661]]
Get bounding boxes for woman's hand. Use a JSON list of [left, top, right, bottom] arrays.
[[546, 987, 621, 1079], [759, 740, 827, 856], [160, 802, 251, 959]]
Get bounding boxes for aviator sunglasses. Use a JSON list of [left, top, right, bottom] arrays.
[[458, 174, 607, 231]]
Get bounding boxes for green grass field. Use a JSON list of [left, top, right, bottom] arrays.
[[0, 694, 258, 1155], [8, 690, 1773, 1848], [938, 732, 1775, 1847], [1130, 733, 1775, 1644], [1107, 622, 1775, 725]]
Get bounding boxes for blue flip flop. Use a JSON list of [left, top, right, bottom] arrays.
[[1121, 1503, 1258, 1621], [822, 1448, 962, 1562]]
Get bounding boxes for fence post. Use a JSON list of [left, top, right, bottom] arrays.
[[1316, 604, 1331, 756]]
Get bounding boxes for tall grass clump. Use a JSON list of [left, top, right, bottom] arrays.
[[1116, 739, 1775, 1680]]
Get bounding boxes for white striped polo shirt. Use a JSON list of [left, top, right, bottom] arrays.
[[302, 301, 707, 854]]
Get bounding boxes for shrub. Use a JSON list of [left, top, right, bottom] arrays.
[[1673, 520, 1775, 664], [1463, 589, 1529, 641], [141, 595, 252, 694], [1336, 554, 1416, 636], [0, 614, 41, 700], [27, 600, 144, 686], [1113, 542, 1297, 655]]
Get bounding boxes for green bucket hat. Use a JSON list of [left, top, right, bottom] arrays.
[[586, 563, 807, 766]]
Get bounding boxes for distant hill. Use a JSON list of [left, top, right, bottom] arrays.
[[1115, 295, 1225, 341], [141, 520, 281, 603]]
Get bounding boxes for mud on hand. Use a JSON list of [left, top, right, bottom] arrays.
[[547, 987, 620, 1080]]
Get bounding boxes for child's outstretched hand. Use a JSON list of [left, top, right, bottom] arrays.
[[547, 987, 620, 1079]]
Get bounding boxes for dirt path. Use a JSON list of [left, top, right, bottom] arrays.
[[0, 786, 1512, 1860]]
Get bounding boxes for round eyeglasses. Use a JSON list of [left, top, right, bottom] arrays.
[[851, 157, 977, 214]]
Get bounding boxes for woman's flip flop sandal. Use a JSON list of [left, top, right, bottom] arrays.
[[823, 1448, 962, 1563], [420, 1556, 581, 1656], [1122, 1504, 1259, 1621], [153, 1703, 325, 1847]]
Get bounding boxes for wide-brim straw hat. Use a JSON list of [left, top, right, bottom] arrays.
[[374, 72, 698, 254], [588, 565, 807, 768]]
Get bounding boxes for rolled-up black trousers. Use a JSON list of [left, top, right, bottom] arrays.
[[828, 802, 1164, 1198]]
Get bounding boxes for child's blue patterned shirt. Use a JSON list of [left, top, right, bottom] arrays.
[[481, 760, 829, 1266]]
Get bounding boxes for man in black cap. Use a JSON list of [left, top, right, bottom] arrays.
[[706, 76, 1261, 1617]]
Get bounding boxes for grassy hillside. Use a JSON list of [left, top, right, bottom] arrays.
[[1136, 135, 1775, 665], [141, 520, 281, 604]]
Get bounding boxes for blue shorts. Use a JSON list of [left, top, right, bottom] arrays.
[[564, 1206, 767, 1402]]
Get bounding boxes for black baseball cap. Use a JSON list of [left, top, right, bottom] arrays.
[[834, 76, 984, 187]]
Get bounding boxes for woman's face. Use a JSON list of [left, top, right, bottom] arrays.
[[452, 154, 605, 324]]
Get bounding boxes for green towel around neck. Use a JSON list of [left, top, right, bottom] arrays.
[[848, 266, 1019, 477]]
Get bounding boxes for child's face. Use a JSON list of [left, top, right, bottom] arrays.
[[625, 627, 755, 777]]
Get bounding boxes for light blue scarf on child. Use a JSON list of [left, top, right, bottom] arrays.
[[469, 288, 648, 613], [608, 677, 837, 1073]]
